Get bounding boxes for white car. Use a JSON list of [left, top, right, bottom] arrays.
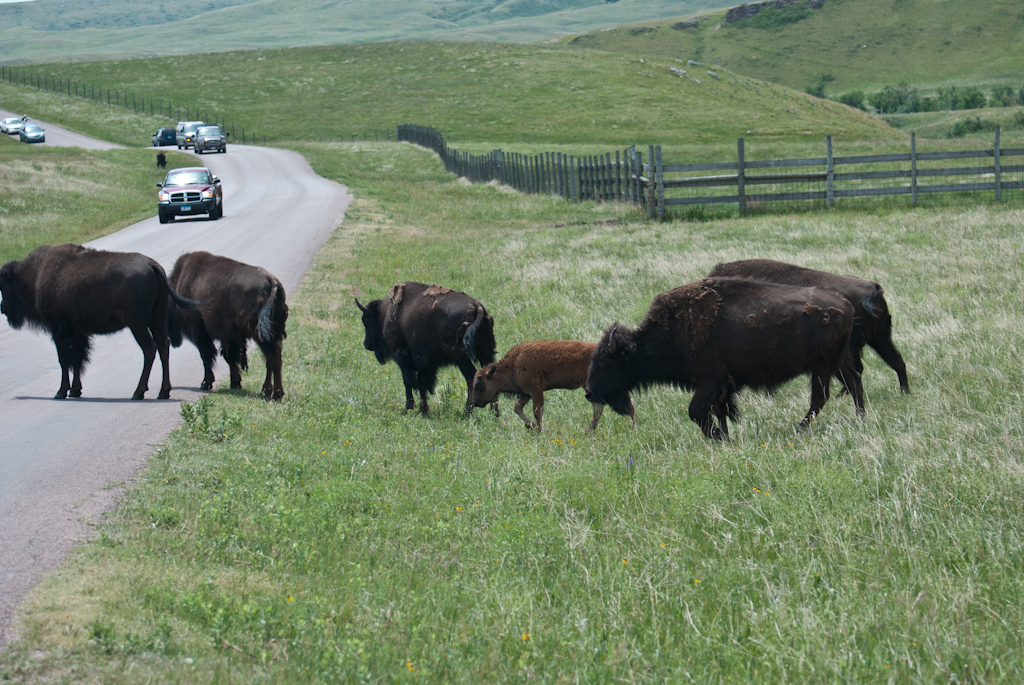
[[0, 117, 24, 135]]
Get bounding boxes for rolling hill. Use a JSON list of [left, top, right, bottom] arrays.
[[0, 0, 737, 64], [554, 0, 1024, 95]]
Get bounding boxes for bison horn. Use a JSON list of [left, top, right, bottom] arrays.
[[608, 327, 619, 355], [355, 298, 367, 312]]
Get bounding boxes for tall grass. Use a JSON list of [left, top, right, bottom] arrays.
[[4, 140, 1024, 683]]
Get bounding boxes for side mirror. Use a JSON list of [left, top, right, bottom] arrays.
[[156, 182, 163, 187], [224, 132, 230, 138], [212, 176, 220, 183]]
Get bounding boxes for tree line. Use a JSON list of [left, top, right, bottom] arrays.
[[806, 76, 1024, 115]]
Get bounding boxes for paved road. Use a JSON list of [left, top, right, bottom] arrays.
[[0, 110, 123, 150], [0, 115, 352, 649]]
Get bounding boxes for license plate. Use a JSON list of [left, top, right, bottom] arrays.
[[181, 205, 191, 211]]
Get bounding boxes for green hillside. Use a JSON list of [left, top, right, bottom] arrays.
[[2, 41, 900, 148], [0, 0, 736, 64], [555, 0, 1024, 95]]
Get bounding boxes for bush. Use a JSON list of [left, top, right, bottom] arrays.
[[989, 85, 1021, 108], [837, 90, 865, 110], [1012, 110, 1024, 128], [868, 83, 925, 114], [936, 85, 987, 111], [945, 116, 991, 138]]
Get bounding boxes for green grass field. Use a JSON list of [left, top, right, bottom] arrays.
[[2, 39, 899, 149], [555, 0, 1024, 96], [2, 128, 1024, 682]]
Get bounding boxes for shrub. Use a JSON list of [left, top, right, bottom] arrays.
[[989, 85, 1021, 108], [945, 117, 990, 138], [838, 90, 865, 110]]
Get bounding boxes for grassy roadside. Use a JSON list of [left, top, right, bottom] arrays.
[[0, 134, 193, 264], [3, 138, 1023, 682]]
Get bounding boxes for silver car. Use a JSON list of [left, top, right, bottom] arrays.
[[19, 122, 45, 144], [1, 117, 24, 135]]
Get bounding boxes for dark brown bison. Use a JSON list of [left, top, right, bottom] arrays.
[[168, 251, 288, 400], [585, 277, 865, 440], [356, 281, 496, 414], [156, 151, 167, 169], [0, 243, 194, 400], [472, 340, 636, 432], [707, 258, 909, 392]]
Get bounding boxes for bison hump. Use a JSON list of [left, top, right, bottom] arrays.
[[669, 279, 721, 352], [423, 284, 453, 297]]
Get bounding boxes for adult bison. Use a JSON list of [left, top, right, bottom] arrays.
[[585, 277, 865, 440], [707, 258, 909, 392], [356, 281, 496, 414], [168, 251, 289, 400], [0, 243, 194, 400]]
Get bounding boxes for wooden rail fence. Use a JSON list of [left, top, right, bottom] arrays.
[[401, 124, 1023, 218]]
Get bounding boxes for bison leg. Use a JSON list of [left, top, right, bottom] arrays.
[[418, 388, 430, 415], [456, 358, 479, 414], [512, 394, 534, 428], [397, 364, 418, 412], [588, 403, 604, 432], [836, 359, 865, 419], [193, 326, 217, 391], [868, 336, 910, 393], [222, 339, 246, 390], [258, 340, 285, 401], [801, 370, 833, 428], [51, 334, 86, 399], [129, 325, 158, 400], [689, 386, 724, 440]]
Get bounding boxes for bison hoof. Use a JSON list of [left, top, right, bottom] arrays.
[[230, 382, 242, 390], [54, 390, 68, 400], [132, 392, 146, 400], [158, 389, 171, 400], [69, 389, 82, 398], [273, 390, 284, 401], [200, 380, 213, 391]]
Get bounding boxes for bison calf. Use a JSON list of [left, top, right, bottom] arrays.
[[0, 243, 193, 400], [357, 281, 496, 414], [586, 277, 865, 440], [473, 340, 636, 432], [169, 251, 288, 400]]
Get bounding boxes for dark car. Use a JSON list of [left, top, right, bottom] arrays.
[[152, 127, 176, 146], [156, 166, 223, 223], [193, 125, 227, 154], [19, 122, 45, 144]]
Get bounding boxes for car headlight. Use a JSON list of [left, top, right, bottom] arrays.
[[159, 192, 170, 202], [201, 190, 214, 199]]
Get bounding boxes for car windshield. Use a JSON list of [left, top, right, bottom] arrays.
[[23, 124, 42, 132], [197, 126, 222, 136], [165, 170, 211, 186], [3, 118, 18, 125]]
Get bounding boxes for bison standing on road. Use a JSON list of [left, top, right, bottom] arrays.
[[586, 277, 865, 440], [707, 258, 909, 392], [0, 243, 194, 400], [168, 251, 289, 400], [356, 281, 496, 414], [472, 340, 636, 432]]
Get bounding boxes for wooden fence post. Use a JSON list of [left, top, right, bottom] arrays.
[[737, 138, 746, 213], [647, 145, 656, 219], [826, 135, 835, 208], [656, 146, 664, 219], [911, 132, 918, 207], [994, 125, 1001, 203]]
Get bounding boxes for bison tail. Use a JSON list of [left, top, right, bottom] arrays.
[[257, 283, 286, 344], [167, 290, 201, 348], [462, 305, 494, 364], [861, 289, 886, 319]]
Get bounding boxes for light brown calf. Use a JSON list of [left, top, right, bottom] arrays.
[[472, 340, 636, 431]]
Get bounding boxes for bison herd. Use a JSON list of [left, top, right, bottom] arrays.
[[0, 244, 288, 402], [1, 244, 908, 440]]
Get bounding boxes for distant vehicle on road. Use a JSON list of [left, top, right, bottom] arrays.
[[19, 122, 45, 144], [156, 166, 223, 223], [193, 125, 227, 154], [1, 117, 24, 135], [152, 127, 177, 146], [175, 120, 205, 149]]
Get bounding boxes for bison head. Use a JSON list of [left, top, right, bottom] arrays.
[[0, 261, 28, 330], [471, 364, 500, 408], [355, 298, 390, 364], [585, 324, 637, 417]]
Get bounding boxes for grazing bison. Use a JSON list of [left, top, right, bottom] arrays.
[[168, 251, 288, 400], [356, 281, 496, 414], [473, 340, 636, 432], [0, 243, 194, 400], [156, 151, 167, 169], [707, 258, 909, 392], [585, 277, 865, 440]]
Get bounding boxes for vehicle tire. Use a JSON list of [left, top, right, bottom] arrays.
[[195, 147, 202, 155], [158, 212, 169, 224]]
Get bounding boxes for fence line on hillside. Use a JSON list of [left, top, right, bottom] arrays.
[[401, 124, 1023, 217], [0, 65, 391, 145]]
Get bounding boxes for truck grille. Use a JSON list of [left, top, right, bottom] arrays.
[[170, 191, 202, 203]]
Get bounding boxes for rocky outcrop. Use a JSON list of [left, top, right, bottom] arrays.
[[725, 0, 821, 22]]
